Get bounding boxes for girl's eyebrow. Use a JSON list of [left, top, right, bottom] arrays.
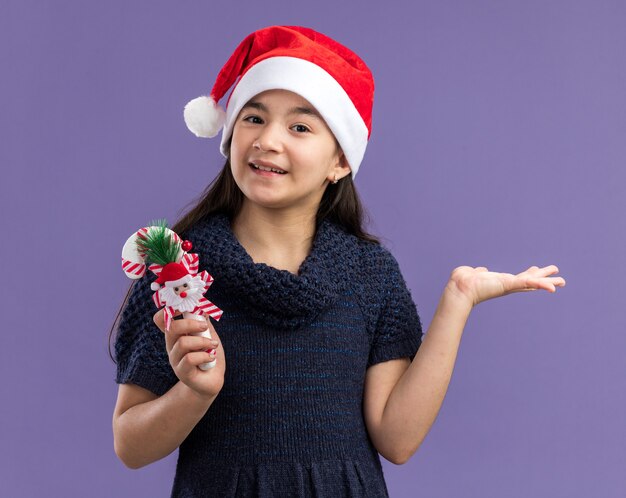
[[242, 101, 322, 120]]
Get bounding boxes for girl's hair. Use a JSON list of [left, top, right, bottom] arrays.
[[107, 140, 379, 363]]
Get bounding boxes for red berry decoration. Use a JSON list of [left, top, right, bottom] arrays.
[[182, 240, 193, 252]]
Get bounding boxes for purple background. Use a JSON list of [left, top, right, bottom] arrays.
[[1, 1, 624, 496]]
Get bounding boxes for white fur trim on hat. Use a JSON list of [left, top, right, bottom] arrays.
[[218, 57, 369, 178]]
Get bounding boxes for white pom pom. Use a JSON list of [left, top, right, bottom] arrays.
[[151, 282, 161, 291], [183, 96, 226, 138]]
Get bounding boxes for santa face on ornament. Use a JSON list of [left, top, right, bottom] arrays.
[[158, 274, 207, 312], [173, 283, 190, 296]]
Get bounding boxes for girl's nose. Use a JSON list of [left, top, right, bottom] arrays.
[[254, 123, 283, 152]]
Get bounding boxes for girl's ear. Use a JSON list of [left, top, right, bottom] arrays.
[[330, 151, 352, 182], [338, 151, 351, 173]]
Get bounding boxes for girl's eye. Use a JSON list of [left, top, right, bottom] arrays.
[[243, 115, 263, 124], [242, 116, 309, 133]]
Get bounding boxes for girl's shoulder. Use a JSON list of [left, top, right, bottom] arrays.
[[178, 212, 230, 247], [332, 226, 406, 292], [352, 233, 401, 275], [179, 212, 222, 236]]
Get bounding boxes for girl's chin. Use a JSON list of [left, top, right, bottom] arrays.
[[241, 190, 292, 210], [235, 178, 323, 212]]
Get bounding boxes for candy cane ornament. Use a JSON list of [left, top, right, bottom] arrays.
[[121, 221, 223, 370]]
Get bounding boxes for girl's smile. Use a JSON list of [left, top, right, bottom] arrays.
[[248, 159, 288, 175]]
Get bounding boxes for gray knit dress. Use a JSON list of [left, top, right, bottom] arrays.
[[115, 213, 423, 497]]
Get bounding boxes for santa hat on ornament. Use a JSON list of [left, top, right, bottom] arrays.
[[183, 25, 375, 178], [151, 262, 191, 291]]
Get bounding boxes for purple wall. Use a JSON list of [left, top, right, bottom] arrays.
[[1, 1, 624, 496]]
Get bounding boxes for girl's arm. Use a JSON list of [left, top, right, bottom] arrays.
[[114, 310, 225, 469], [113, 381, 217, 469], [379, 265, 565, 464], [376, 285, 470, 464]]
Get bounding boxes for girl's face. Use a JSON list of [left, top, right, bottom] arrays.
[[229, 89, 350, 213]]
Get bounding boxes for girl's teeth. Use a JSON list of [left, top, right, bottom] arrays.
[[251, 163, 285, 174]]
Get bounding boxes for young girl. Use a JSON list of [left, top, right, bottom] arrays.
[[111, 25, 565, 497]]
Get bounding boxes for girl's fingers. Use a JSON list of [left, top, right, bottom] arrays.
[[540, 265, 559, 276], [523, 276, 565, 292], [167, 318, 209, 339], [170, 335, 216, 365], [537, 280, 555, 292], [158, 315, 211, 351], [496, 265, 559, 280], [152, 308, 183, 333], [154, 309, 209, 337], [528, 265, 559, 276], [152, 308, 167, 332], [177, 351, 216, 374]]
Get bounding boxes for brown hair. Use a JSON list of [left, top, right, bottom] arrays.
[[107, 144, 379, 363]]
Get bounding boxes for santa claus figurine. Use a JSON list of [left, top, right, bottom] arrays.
[[121, 221, 223, 370], [151, 261, 210, 311]]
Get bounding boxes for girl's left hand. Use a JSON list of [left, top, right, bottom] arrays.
[[446, 265, 566, 308]]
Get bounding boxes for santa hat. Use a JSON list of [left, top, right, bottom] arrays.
[[183, 25, 374, 178], [150, 262, 191, 291]]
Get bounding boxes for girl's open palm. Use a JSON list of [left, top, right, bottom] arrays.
[[447, 265, 566, 308], [153, 309, 226, 399]]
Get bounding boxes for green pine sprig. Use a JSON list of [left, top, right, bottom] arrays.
[[135, 219, 181, 266]]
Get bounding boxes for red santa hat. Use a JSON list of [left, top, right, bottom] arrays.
[[183, 25, 374, 178], [150, 262, 191, 291]]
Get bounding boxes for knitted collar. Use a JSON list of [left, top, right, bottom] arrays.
[[190, 213, 359, 330]]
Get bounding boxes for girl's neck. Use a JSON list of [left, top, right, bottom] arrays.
[[231, 202, 317, 274]]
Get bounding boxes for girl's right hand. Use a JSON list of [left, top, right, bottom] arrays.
[[153, 309, 226, 400]]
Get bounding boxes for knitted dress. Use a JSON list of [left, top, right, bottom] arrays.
[[115, 213, 423, 497]]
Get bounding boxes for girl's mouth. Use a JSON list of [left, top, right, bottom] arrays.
[[249, 162, 287, 175]]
